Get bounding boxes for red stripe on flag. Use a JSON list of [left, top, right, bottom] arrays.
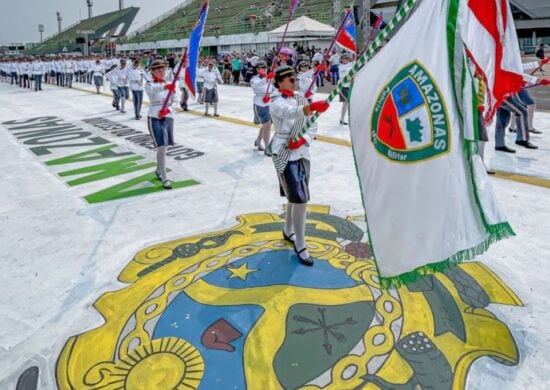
[[467, 0, 524, 119]]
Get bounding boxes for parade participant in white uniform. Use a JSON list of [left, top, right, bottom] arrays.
[[9, 60, 18, 85], [20, 59, 30, 89], [116, 59, 131, 114], [202, 61, 222, 116], [91, 59, 105, 94], [250, 61, 274, 153], [105, 64, 120, 110], [31, 57, 45, 91], [269, 65, 330, 266], [129, 58, 147, 119], [54, 58, 63, 86], [196, 61, 206, 103], [145, 60, 176, 190], [65, 57, 75, 88], [338, 53, 354, 125], [176, 61, 189, 112]]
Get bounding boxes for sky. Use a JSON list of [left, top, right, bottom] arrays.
[[0, 0, 186, 45]]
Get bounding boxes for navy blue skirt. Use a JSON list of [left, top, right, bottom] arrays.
[[278, 159, 310, 204], [253, 104, 271, 125]]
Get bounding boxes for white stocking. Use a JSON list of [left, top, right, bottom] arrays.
[[284, 203, 294, 236], [292, 203, 309, 257], [528, 104, 536, 130], [156, 146, 167, 182]]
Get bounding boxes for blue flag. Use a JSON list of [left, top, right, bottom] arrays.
[[185, 1, 209, 96]]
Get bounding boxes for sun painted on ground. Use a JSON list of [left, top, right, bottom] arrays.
[[56, 206, 522, 390]]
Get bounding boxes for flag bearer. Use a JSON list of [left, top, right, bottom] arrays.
[[145, 60, 176, 190], [269, 66, 330, 266]]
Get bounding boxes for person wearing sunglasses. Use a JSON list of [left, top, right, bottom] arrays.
[[268, 65, 330, 266]]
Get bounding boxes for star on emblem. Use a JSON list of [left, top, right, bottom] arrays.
[[227, 263, 257, 281]]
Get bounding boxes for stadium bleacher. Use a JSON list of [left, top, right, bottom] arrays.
[[127, 0, 349, 43]]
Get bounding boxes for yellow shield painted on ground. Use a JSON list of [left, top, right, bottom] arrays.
[[56, 206, 522, 389]]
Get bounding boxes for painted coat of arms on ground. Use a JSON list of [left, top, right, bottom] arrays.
[[57, 206, 522, 389]]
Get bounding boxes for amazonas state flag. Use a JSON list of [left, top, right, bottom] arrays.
[[349, 0, 515, 287]]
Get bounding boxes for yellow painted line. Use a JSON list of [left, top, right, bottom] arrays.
[[493, 171, 550, 189], [72, 85, 549, 189]]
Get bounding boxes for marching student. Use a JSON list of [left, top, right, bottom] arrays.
[[144, 60, 176, 190], [129, 58, 147, 119], [116, 59, 131, 114], [105, 64, 120, 110], [269, 65, 330, 266], [202, 61, 222, 116], [196, 60, 206, 103], [31, 57, 44, 91], [9, 60, 18, 85], [338, 53, 354, 125], [91, 58, 105, 94], [20, 59, 30, 89], [176, 65, 190, 112], [250, 60, 273, 153], [65, 56, 75, 88]]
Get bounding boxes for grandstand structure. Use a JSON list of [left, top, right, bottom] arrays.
[[28, 7, 139, 55], [511, 0, 550, 50], [117, 0, 395, 55]]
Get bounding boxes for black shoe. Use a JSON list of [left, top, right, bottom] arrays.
[[204, 113, 211, 116], [254, 140, 264, 151], [162, 179, 173, 190], [515, 140, 538, 149], [282, 230, 295, 243], [529, 129, 543, 134], [486, 169, 496, 175], [155, 171, 162, 181], [495, 146, 516, 153], [293, 242, 313, 266], [509, 128, 517, 133], [214, 113, 220, 117], [340, 120, 348, 125]]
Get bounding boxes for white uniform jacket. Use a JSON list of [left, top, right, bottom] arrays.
[[339, 62, 354, 87], [298, 68, 317, 97], [270, 91, 313, 162], [31, 61, 44, 75], [105, 68, 118, 90], [145, 80, 174, 119], [129, 67, 147, 91], [92, 64, 105, 78], [116, 66, 131, 87], [203, 68, 222, 90], [250, 75, 273, 107]]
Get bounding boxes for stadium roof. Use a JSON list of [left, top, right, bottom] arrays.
[[29, 7, 139, 55], [511, 0, 550, 19]]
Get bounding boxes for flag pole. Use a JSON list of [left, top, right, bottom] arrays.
[[262, 1, 299, 99], [293, 0, 419, 141], [159, 47, 188, 118], [303, 8, 353, 98]]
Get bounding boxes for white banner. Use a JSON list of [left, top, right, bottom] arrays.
[[349, 0, 514, 287]]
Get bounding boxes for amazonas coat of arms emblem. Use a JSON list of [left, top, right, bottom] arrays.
[[371, 61, 450, 163]]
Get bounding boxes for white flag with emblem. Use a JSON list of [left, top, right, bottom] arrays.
[[349, 0, 515, 288]]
